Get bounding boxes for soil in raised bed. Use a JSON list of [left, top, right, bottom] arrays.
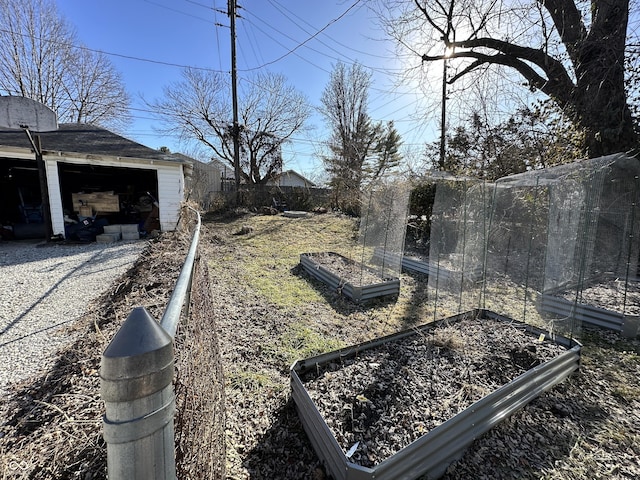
[[403, 244, 429, 263], [560, 279, 640, 316], [301, 314, 569, 468], [306, 252, 395, 287]]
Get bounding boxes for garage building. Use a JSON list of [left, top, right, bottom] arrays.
[[0, 123, 189, 240]]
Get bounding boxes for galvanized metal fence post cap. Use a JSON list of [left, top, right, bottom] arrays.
[[103, 306, 172, 357], [101, 306, 174, 401]]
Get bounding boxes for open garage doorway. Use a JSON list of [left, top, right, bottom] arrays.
[[0, 158, 44, 239], [58, 162, 159, 239]]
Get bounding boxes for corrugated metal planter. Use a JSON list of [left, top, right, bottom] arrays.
[[538, 293, 640, 338], [372, 247, 435, 276], [300, 252, 400, 303], [291, 309, 581, 480], [372, 247, 483, 280]]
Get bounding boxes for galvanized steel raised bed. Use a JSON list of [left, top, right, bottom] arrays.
[[300, 252, 400, 302], [291, 309, 581, 480], [538, 292, 640, 338], [372, 247, 483, 279], [372, 247, 436, 276]]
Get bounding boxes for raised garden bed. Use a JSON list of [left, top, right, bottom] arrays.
[[538, 279, 640, 337], [300, 252, 400, 303], [291, 309, 581, 480], [373, 247, 437, 276], [372, 247, 484, 283]]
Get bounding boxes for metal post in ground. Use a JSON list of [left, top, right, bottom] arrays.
[[100, 307, 176, 480]]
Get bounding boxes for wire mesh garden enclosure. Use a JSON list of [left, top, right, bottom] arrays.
[[293, 153, 640, 480], [300, 181, 410, 302], [429, 153, 640, 339]]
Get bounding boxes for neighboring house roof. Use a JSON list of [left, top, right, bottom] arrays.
[[0, 123, 185, 163], [171, 152, 198, 164], [269, 169, 316, 187]]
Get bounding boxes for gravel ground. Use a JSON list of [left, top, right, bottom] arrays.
[[0, 239, 146, 396]]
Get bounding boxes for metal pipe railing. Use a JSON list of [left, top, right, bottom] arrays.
[[100, 207, 201, 480], [161, 207, 201, 338]]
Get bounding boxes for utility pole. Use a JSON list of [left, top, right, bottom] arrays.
[[439, 21, 454, 171], [439, 56, 447, 171], [228, 0, 241, 205]]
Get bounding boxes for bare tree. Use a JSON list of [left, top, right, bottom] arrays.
[[627, 42, 640, 125], [320, 62, 374, 197], [0, 0, 71, 112], [61, 48, 130, 131], [151, 68, 311, 185], [0, 0, 130, 129], [424, 105, 586, 179], [380, 0, 638, 158]]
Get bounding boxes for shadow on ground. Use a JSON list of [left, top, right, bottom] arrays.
[[242, 398, 326, 479]]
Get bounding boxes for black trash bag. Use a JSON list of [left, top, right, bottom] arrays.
[[65, 217, 108, 242]]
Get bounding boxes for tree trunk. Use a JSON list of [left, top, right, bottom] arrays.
[[570, 0, 638, 156], [416, 0, 639, 158]]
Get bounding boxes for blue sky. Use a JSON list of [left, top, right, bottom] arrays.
[[55, 0, 438, 180]]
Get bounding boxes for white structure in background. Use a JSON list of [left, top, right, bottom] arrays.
[[267, 170, 315, 188], [0, 123, 189, 238], [174, 154, 221, 209]]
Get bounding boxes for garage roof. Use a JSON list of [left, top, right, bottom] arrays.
[[0, 123, 184, 163]]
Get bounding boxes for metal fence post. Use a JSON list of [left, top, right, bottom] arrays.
[[100, 306, 176, 480]]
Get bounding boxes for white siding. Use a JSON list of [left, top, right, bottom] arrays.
[[44, 154, 186, 236], [267, 170, 313, 188], [157, 164, 185, 231], [278, 172, 304, 187]]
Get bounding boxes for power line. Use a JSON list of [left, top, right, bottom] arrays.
[[0, 27, 228, 73], [212, 1, 224, 71], [239, 15, 265, 67], [235, 21, 420, 104], [247, 2, 360, 65], [237, 18, 332, 74], [144, 0, 212, 23], [238, 15, 333, 70], [238, 0, 363, 71], [239, 6, 406, 77], [0, 10, 418, 107], [267, 0, 390, 61], [0, 2, 433, 157], [183, 0, 215, 9]]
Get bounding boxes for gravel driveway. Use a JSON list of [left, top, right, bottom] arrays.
[[0, 239, 146, 396]]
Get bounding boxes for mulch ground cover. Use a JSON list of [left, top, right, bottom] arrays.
[[301, 314, 569, 468], [559, 279, 640, 316], [1, 211, 639, 480]]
